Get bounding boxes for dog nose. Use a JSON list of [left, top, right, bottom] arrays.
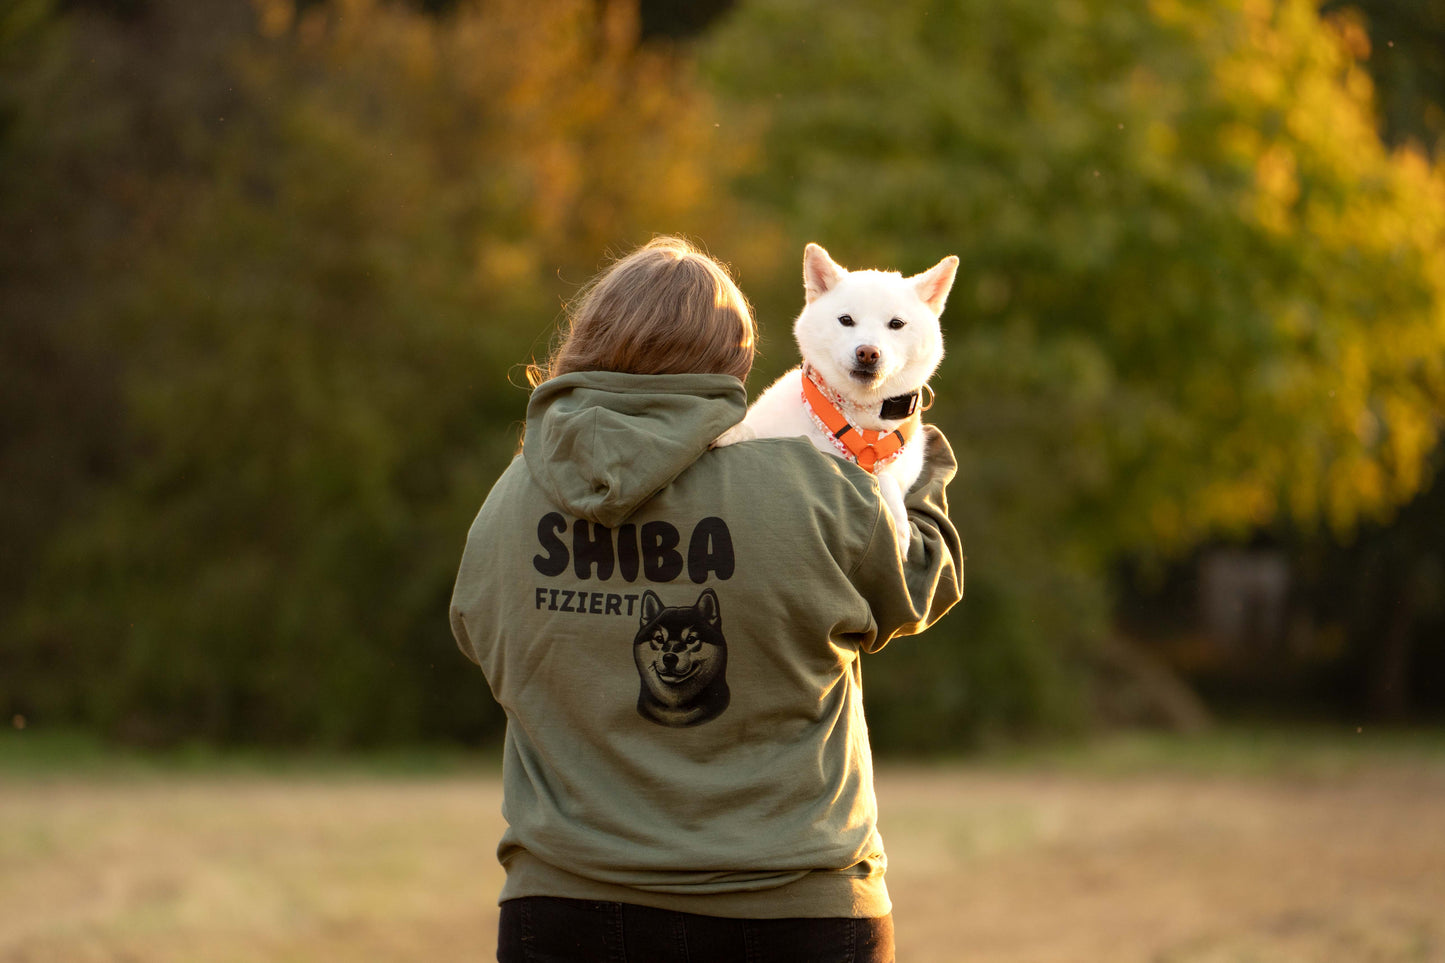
[[663, 653, 678, 668], [856, 345, 881, 366]]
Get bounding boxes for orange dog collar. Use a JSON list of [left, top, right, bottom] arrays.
[[802, 368, 920, 473]]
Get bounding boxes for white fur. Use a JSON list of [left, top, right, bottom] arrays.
[[716, 243, 957, 554]]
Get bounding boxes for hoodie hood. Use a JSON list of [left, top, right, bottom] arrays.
[[522, 371, 746, 527]]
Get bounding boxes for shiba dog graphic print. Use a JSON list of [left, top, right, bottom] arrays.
[[633, 588, 730, 727]]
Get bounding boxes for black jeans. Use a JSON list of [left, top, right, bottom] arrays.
[[498, 896, 895, 963]]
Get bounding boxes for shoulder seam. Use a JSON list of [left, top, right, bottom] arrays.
[[846, 494, 887, 581]]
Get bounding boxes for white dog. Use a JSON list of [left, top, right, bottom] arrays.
[[715, 243, 957, 553]]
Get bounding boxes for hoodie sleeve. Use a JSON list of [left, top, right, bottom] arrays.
[[850, 425, 964, 653]]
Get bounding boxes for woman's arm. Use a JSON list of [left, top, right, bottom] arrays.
[[851, 425, 965, 652]]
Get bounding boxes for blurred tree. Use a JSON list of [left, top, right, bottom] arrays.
[[1299, 460, 1445, 721], [1291, 1, 1445, 721], [636, 0, 737, 40], [9, 0, 1444, 751], [57, 0, 148, 18], [701, 0, 1445, 746], [2, 0, 254, 719], [1325, 0, 1445, 154], [1126, 0, 1445, 724], [3, 0, 744, 745]]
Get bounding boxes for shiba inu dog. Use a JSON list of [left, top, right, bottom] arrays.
[[715, 243, 958, 553], [633, 588, 730, 727]]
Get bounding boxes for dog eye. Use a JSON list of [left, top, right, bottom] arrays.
[[888, 318, 907, 330], [838, 314, 854, 327]]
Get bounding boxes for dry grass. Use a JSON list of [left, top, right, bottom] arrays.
[[879, 763, 1445, 962], [2, 733, 1443, 962]]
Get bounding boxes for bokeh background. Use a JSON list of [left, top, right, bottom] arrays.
[[3, 0, 1445, 753], [5, 3, 1445, 961]]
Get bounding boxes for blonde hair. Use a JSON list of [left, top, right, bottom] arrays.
[[528, 236, 756, 386]]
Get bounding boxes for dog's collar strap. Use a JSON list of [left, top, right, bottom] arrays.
[[801, 369, 918, 474], [879, 390, 921, 420]]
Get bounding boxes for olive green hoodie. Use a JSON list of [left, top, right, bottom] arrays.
[[450, 371, 963, 918]]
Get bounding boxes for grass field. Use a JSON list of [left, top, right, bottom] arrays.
[[2, 728, 1444, 962]]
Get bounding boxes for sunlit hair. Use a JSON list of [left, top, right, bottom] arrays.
[[528, 236, 756, 386]]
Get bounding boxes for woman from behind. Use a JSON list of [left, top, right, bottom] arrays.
[[450, 236, 964, 962]]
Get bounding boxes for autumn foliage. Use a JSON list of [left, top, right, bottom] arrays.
[[3, 0, 1443, 746]]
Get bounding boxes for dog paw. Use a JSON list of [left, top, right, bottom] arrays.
[[893, 524, 911, 556], [889, 506, 912, 556], [711, 423, 756, 449], [878, 474, 912, 555]]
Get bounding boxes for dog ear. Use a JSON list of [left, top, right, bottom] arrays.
[[695, 588, 721, 627], [640, 590, 663, 625], [912, 255, 959, 316], [803, 243, 845, 303]]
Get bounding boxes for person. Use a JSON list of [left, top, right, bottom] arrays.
[[449, 236, 964, 963]]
